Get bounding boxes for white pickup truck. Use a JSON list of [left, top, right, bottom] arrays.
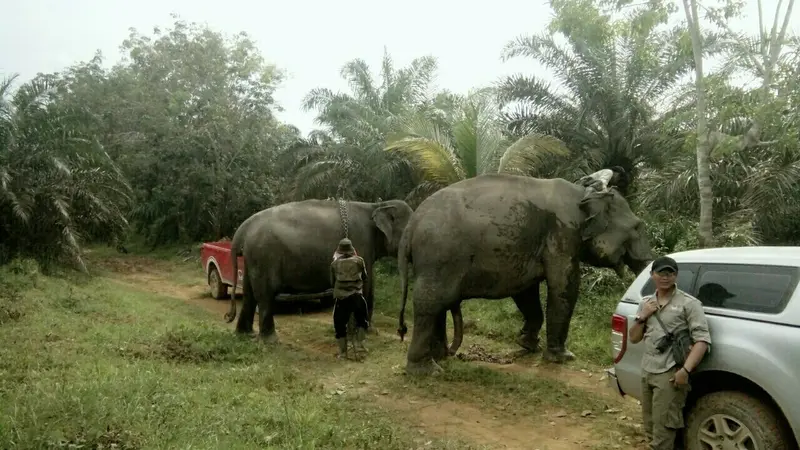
[[605, 246, 800, 449]]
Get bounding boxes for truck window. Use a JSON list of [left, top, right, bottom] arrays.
[[639, 263, 699, 297], [694, 264, 799, 314]]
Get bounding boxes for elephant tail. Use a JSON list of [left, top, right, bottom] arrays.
[[397, 225, 412, 341], [224, 226, 244, 323]]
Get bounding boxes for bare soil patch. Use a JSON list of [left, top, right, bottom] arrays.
[[374, 392, 595, 450]]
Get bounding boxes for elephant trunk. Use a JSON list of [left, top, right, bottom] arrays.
[[448, 304, 463, 356], [624, 254, 653, 278]]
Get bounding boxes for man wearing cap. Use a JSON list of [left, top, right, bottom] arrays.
[[629, 255, 712, 450], [330, 238, 369, 360]]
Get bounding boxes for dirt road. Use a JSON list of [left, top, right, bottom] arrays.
[[97, 254, 646, 449]]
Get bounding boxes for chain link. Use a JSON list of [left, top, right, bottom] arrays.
[[337, 198, 349, 238]]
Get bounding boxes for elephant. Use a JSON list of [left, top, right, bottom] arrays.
[[438, 249, 629, 358], [396, 173, 654, 375], [224, 198, 414, 341]]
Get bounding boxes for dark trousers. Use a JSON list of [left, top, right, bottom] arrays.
[[333, 293, 369, 339]]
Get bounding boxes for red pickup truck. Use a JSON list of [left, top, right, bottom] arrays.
[[200, 240, 334, 305], [200, 240, 243, 300]]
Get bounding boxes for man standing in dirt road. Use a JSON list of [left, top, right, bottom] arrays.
[[628, 256, 712, 449], [330, 238, 369, 360]]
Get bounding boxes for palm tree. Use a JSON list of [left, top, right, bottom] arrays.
[[302, 50, 441, 146], [636, 70, 800, 247], [495, 0, 708, 188], [0, 74, 131, 269], [384, 89, 571, 205], [283, 50, 447, 201]]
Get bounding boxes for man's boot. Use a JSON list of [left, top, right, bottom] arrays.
[[336, 337, 348, 360], [354, 327, 368, 356]]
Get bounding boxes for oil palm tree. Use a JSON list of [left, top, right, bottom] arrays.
[[285, 50, 447, 201], [496, 0, 711, 188], [636, 69, 800, 247], [384, 88, 572, 205], [0, 74, 131, 269]]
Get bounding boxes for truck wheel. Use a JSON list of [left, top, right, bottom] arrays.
[[685, 391, 792, 450], [208, 266, 228, 300]]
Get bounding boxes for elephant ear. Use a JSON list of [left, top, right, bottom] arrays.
[[372, 205, 394, 239], [578, 190, 614, 241]]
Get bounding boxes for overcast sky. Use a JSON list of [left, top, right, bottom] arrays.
[[1, 0, 796, 136]]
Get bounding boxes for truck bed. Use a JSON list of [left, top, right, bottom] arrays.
[[200, 240, 333, 301]]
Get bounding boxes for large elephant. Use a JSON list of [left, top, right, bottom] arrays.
[[396, 174, 654, 375], [224, 199, 413, 341]]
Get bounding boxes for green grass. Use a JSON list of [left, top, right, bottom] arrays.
[[0, 262, 476, 450]]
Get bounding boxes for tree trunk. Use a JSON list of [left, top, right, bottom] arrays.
[[683, 0, 714, 248]]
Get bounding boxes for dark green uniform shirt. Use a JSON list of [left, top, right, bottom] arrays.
[[330, 255, 367, 299]]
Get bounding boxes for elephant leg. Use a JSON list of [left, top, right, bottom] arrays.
[[405, 278, 447, 376], [542, 257, 580, 363], [511, 282, 544, 353], [235, 268, 257, 334], [430, 310, 449, 362], [252, 277, 279, 343]]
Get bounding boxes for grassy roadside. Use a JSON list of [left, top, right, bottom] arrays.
[[0, 262, 475, 449]]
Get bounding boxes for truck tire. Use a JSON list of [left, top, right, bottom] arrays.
[[208, 265, 228, 300], [684, 390, 793, 450]]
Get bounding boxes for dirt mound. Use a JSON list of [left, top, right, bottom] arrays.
[[456, 343, 516, 365]]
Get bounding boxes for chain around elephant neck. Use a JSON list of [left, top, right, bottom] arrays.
[[337, 198, 349, 238]]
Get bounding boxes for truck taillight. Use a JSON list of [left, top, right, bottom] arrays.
[[611, 313, 628, 364]]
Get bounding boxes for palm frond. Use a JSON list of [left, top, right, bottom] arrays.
[[497, 133, 572, 175], [384, 130, 464, 186]]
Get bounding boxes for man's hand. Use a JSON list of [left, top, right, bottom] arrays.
[[640, 299, 658, 319], [670, 367, 690, 386]]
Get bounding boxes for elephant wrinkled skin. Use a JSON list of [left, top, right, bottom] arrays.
[[397, 174, 653, 375], [225, 199, 413, 341]]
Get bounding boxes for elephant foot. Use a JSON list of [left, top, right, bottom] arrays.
[[431, 344, 449, 362], [234, 325, 254, 335], [543, 348, 576, 364], [258, 331, 280, 344], [515, 334, 541, 353], [367, 326, 379, 336], [405, 358, 444, 377]]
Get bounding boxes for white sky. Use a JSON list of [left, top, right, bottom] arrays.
[[1, 0, 796, 136]]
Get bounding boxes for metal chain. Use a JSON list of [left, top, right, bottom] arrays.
[[337, 198, 349, 238]]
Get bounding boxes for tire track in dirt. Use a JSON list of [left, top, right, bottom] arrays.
[[100, 260, 642, 449], [373, 393, 594, 450]]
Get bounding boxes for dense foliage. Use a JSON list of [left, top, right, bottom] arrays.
[[2, 1, 798, 269]]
